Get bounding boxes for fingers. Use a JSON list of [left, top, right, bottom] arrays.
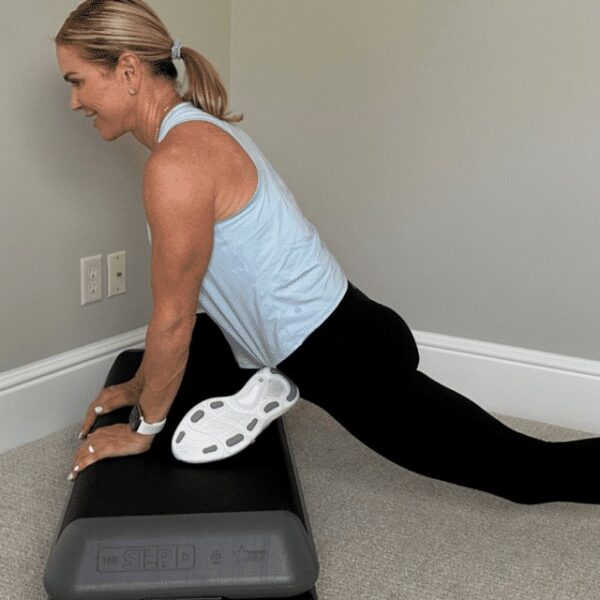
[[79, 380, 141, 439], [68, 439, 96, 481], [68, 424, 154, 482], [79, 385, 118, 439]]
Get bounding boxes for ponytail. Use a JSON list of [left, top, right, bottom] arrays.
[[54, 0, 243, 123]]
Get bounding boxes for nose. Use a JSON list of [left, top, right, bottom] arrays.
[[70, 89, 82, 111]]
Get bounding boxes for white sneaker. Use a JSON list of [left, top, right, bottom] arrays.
[[171, 367, 300, 463]]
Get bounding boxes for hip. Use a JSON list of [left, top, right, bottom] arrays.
[[277, 281, 420, 375]]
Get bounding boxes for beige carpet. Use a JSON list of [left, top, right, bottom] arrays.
[[2, 400, 600, 600]]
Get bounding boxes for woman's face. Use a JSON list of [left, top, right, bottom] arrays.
[[56, 44, 131, 141]]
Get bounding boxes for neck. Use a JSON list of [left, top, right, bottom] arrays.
[[130, 89, 185, 151], [153, 97, 185, 147], [130, 88, 185, 152]]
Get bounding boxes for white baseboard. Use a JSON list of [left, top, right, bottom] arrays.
[[415, 331, 600, 436], [0, 328, 147, 454], [1, 328, 599, 454]]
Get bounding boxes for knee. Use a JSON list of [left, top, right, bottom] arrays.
[[387, 309, 420, 372], [408, 335, 420, 371], [489, 442, 553, 505]]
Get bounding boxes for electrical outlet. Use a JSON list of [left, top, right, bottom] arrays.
[[107, 251, 127, 297], [80, 255, 102, 305]]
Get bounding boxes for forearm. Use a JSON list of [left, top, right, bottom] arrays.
[[137, 318, 194, 423], [133, 356, 146, 390]]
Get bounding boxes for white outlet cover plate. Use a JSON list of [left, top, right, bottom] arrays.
[[80, 255, 102, 305]]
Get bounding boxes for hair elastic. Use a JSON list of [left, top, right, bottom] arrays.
[[171, 39, 183, 61]]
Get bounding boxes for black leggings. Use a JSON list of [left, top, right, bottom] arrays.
[[181, 281, 600, 505]]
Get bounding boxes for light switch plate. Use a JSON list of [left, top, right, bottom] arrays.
[[107, 251, 126, 297]]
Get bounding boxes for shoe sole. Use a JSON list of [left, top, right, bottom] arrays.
[[171, 367, 300, 463]]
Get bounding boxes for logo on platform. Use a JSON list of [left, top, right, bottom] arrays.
[[97, 545, 195, 572]]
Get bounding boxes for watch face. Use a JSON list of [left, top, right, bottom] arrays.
[[129, 403, 142, 431]]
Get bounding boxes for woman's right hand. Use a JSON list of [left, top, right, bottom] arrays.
[[79, 377, 143, 439]]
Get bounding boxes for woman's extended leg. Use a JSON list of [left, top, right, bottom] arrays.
[[277, 282, 600, 505]]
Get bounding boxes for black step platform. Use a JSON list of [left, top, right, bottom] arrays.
[[44, 349, 319, 600]]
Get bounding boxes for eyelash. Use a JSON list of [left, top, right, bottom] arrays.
[[71, 80, 81, 87]]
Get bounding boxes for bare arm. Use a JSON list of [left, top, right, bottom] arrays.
[[135, 146, 216, 422], [133, 356, 145, 390]]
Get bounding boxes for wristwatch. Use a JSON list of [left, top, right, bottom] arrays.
[[129, 402, 167, 435]]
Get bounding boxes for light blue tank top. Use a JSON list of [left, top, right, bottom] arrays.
[[150, 102, 348, 369]]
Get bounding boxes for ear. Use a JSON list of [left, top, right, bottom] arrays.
[[116, 51, 143, 85]]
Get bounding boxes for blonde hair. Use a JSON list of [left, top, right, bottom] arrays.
[[55, 0, 243, 123]]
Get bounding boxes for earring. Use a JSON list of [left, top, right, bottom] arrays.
[[128, 88, 137, 95]]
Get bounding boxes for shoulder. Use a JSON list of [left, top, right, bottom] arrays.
[[143, 129, 217, 217], [157, 119, 231, 160], [145, 121, 221, 183], [147, 120, 232, 180]]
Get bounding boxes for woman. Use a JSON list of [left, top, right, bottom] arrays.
[[56, 0, 600, 504]]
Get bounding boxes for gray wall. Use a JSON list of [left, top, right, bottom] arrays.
[[3, 0, 600, 374], [1, 0, 231, 372], [231, 0, 600, 362]]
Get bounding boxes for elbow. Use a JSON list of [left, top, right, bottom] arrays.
[[150, 311, 197, 338]]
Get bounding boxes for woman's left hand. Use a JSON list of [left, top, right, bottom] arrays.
[[68, 423, 155, 481]]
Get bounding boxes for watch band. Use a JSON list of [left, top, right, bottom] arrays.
[[129, 402, 166, 435]]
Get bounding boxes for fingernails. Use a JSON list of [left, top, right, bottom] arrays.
[[95, 406, 103, 414], [88, 445, 95, 453], [67, 465, 80, 481], [78, 431, 85, 440]]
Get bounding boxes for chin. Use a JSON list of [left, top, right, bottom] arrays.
[[95, 122, 123, 142]]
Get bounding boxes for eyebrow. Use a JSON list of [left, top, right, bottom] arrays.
[[63, 71, 79, 82]]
